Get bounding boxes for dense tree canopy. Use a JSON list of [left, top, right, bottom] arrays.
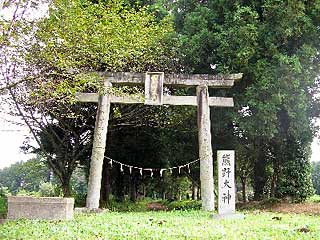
[[0, 157, 50, 194], [171, 0, 320, 201]]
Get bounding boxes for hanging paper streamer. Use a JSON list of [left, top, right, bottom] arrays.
[[103, 156, 200, 177]]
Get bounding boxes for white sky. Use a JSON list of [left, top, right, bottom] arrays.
[[0, 110, 36, 169]]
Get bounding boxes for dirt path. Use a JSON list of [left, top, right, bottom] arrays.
[[238, 201, 320, 215], [269, 203, 320, 215], [146, 202, 168, 211]]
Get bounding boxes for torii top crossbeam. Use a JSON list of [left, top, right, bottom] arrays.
[[99, 72, 242, 87], [77, 72, 242, 107]]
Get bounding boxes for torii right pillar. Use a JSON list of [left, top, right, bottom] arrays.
[[197, 84, 215, 211]]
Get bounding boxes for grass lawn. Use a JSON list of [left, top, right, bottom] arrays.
[[1, 210, 320, 239]]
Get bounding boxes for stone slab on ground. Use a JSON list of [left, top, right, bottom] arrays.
[[7, 196, 74, 220]]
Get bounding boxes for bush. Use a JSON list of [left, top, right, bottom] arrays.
[[165, 200, 201, 211], [0, 196, 7, 217], [307, 195, 320, 203], [16, 189, 40, 197], [261, 197, 281, 205], [0, 186, 10, 217], [39, 182, 56, 197]]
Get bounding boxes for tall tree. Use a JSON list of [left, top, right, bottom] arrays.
[[7, 0, 183, 200], [172, 0, 320, 200]]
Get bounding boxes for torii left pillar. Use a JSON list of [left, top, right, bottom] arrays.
[[197, 85, 214, 211], [86, 81, 111, 209]]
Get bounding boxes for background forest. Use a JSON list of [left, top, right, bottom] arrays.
[[1, 0, 320, 208]]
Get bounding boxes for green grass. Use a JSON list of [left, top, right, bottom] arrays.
[[1, 210, 320, 239]]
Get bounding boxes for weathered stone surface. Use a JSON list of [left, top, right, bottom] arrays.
[[145, 72, 164, 105], [77, 93, 234, 107], [86, 81, 111, 209], [197, 85, 215, 211], [217, 150, 235, 215], [7, 196, 74, 220], [99, 71, 242, 87]]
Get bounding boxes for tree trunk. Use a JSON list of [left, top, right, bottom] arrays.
[[130, 174, 137, 202], [115, 170, 125, 202], [100, 160, 111, 204], [270, 161, 279, 198], [240, 177, 247, 203], [197, 85, 214, 211], [162, 192, 166, 200], [86, 81, 111, 209], [62, 176, 72, 197], [253, 148, 267, 200], [142, 183, 146, 199], [192, 183, 198, 200]]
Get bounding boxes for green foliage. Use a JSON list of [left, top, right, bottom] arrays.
[[16, 189, 40, 197], [307, 195, 320, 203], [165, 200, 201, 211], [311, 162, 320, 194], [0, 196, 6, 217], [70, 168, 88, 207], [38, 182, 57, 197], [260, 197, 281, 206], [0, 187, 8, 217], [0, 158, 50, 194], [276, 140, 314, 202], [172, 0, 320, 201], [27, 0, 182, 102]]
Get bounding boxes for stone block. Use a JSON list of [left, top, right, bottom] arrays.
[[7, 196, 74, 220]]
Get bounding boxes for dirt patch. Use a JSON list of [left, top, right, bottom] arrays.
[[269, 203, 320, 215], [238, 201, 320, 215], [146, 202, 168, 211], [0, 219, 7, 225]]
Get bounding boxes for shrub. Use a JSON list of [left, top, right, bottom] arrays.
[[165, 200, 201, 211], [307, 195, 320, 203], [39, 182, 57, 197]]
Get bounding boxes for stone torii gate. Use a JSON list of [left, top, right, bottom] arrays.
[[77, 72, 242, 211]]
